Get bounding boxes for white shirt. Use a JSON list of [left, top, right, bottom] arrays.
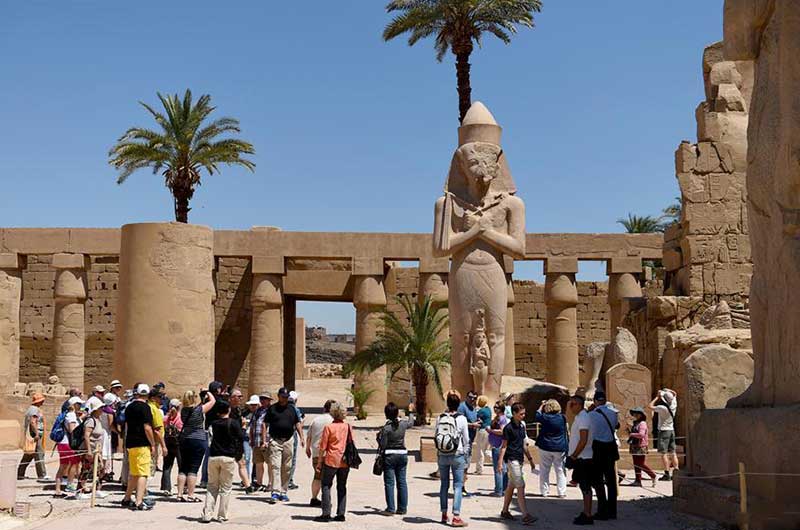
[[568, 410, 594, 459], [435, 412, 470, 455], [654, 399, 677, 431], [308, 414, 334, 458], [61, 411, 78, 444]]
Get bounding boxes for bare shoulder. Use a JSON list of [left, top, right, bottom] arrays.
[[504, 194, 525, 210]]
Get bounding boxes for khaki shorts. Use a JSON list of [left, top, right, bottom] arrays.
[[507, 460, 525, 488], [128, 446, 151, 477], [253, 445, 269, 464]]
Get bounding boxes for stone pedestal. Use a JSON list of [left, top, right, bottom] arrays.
[[52, 253, 86, 391], [249, 272, 284, 394], [0, 253, 22, 394], [606, 258, 642, 373], [419, 260, 449, 415], [113, 223, 215, 395], [544, 258, 579, 392], [353, 272, 387, 415]]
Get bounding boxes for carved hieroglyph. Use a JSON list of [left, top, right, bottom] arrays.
[[433, 102, 526, 399], [724, 0, 800, 407]]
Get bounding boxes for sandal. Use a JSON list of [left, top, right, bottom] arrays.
[[177, 496, 186, 502], [522, 514, 538, 525], [500, 511, 514, 520], [189, 496, 203, 503]]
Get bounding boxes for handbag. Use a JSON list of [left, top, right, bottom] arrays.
[[343, 424, 362, 469], [373, 426, 385, 476]]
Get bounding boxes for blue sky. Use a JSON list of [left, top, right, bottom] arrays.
[[0, 1, 723, 332]]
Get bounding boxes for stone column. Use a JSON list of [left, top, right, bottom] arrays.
[[283, 296, 296, 390], [606, 257, 643, 374], [353, 258, 387, 415], [249, 256, 285, 395], [52, 253, 87, 391], [294, 317, 307, 381], [544, 257, 579, 393], [113, 223, 215, 396], [0, 253, 22, 394], [419, 257, 450, 416]]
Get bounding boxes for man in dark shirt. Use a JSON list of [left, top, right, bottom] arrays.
[[122, 384, 155, 511], [202, 381, 227, 485], [497, 403, 537, 525], [265, 387, 304, 502], [202, 401, 244, 522]]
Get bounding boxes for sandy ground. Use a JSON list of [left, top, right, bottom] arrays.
[[13, 379, 722, 530]]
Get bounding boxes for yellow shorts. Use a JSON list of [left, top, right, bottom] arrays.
[[128, 446, 151, 477]]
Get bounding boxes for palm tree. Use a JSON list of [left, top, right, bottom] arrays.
[[383, 0, 543, 123], [660, 196, 682, 228], [108, 89, 255, 223], [617, 213, 662, 233], [344, 295, 450, 425]]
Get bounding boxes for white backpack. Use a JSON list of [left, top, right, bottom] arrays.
[[434, 413, 460, 455]]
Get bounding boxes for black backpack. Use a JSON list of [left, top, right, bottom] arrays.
[[69, 418, 87, 451]]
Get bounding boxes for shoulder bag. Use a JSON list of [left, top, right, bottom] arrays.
[[343, 424, 362, 469]]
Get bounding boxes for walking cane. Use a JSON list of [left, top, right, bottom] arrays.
[[90, 451, 99, 508]]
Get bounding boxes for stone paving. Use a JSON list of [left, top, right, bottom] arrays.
[[13, 380, 722, 530]]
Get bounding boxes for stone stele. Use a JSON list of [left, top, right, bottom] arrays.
[[605, 362, 652, 441], [112, 223, 215, 395], [433, 101, 526, 400]]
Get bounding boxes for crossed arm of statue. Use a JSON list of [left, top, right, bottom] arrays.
[[432, 194, 526, 259]]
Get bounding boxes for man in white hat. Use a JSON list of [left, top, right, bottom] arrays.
[[649, 388, 679, 481], [121, 384, 156, 511], [109, 380, 124, 398]]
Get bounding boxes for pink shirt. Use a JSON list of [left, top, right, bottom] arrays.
[[629, 420, 649, 449]]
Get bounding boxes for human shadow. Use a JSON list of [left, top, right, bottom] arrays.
[[290, 514, 319, 521], [401, 516, 441, 525]]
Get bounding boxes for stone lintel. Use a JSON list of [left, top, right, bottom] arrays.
[[0, 252, 20, 270], [419, 256, 449, 274], [544, 257, 578, 275], [352, 257, 384, 276], [606, 257, 642, 275], [52, 253, 85, 270], [251, 256, 285, 275]]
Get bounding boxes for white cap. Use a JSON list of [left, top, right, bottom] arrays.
[[136, 384, 150, 396], [289, 390, 299, 402], [109, 380, 123, 389], [246, 394, 260, 406], [86, 396, 104, 413], [67, 396, 84, 406], [103, 393, 118, 406]]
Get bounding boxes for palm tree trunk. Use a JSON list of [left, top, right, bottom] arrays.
[[173, 190, 190, 223], [412, 366, 429, 426], [454, 42, 473, 124]]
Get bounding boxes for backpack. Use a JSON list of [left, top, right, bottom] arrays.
[[69, 418, 87, 451], [49, 411, 67, 443], [434, 413, 460, 455], [114, 400, 129, 427]]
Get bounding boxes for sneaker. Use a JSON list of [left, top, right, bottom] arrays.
[[271, 492, 281, 502], [489, 492, 503, 497], [314, 515, 331, 523], [441, 513, 449, 525], [396, 510, 407, 515], [573, 513, 594, 525], [279, 493, 290, 502], [260, 485, 270, 493], [380, 510, 395, 516], [310, 498, 322, 507], [245, 485, 256, 494], [461, 488, 471, 498], [130, 503, 153, 511], [451, 516, 468, 527], [333, 515, 345, 522], [120, 499, 134, 508], [630, 480, 643, 487], [288, 483, 299, 490], [658, 473, 672, 482]]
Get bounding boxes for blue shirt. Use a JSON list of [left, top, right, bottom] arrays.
[[589, 405, 619, 443], [534, 411, 568, 453], [457, 402, 479, 443], [477, 406, 492, 430]]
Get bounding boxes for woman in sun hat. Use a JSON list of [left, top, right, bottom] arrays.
[[76, 396, 108, 499], [160, 398, 183, 495], [55, 396, 83, 497], [100, 393, 118, 477], [18, 393, 49, 481]]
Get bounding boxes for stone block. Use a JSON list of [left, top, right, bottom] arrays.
[[695, 142, 722, 174], [0, 253, 20, 270], [352, 257, 384, 276], [606, 257, 641, 274], [714, 83, 746, 112], [251, 256, 284, 275], [51, 253, 84, 270], [544, 257, 578, 274], [662, 248, 682, 271], [675, 142, 697, 173], [676, 172, 708, 203]]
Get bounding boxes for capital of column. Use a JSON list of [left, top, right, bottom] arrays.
[[251, 273, 283, 309], [53, 254, 86, 302], [353, 275, 386, 310], [544, 257, 578, 307]]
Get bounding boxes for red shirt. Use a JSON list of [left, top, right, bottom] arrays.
[[319, 420, 351, 468]]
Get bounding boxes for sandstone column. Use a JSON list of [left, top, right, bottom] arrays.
[[295, 317, 307, 381], [0, 253, 22, 393], [353, 258, 387, 415], [607, 257, 642, 339], [419, 257, 450, 415], [544, 257, 579, 393], [113, 223, 215, 395], [249, 256, 285, 395], [52, 253, 87, 391]]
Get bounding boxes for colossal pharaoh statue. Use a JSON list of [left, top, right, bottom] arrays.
[[433, 102, 526, 399]]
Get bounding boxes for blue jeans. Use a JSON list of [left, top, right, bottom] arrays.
[[383, 453, 408, 513], [438, 453, 466, 515], [491, 446, 509, 494], [201, 431, 211, 483], [243, 439, 252, 477]]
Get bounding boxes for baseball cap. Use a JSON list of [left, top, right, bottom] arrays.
[[109, 380, 123, 389], [136, 384, 150, 396], [246, 395, 260, 406], [93, 385, 106, 394], [288, 390, 299, 402], [67, 396, 84, 406], [103, 393, 118, 406], [277, 387, 290, 398]]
